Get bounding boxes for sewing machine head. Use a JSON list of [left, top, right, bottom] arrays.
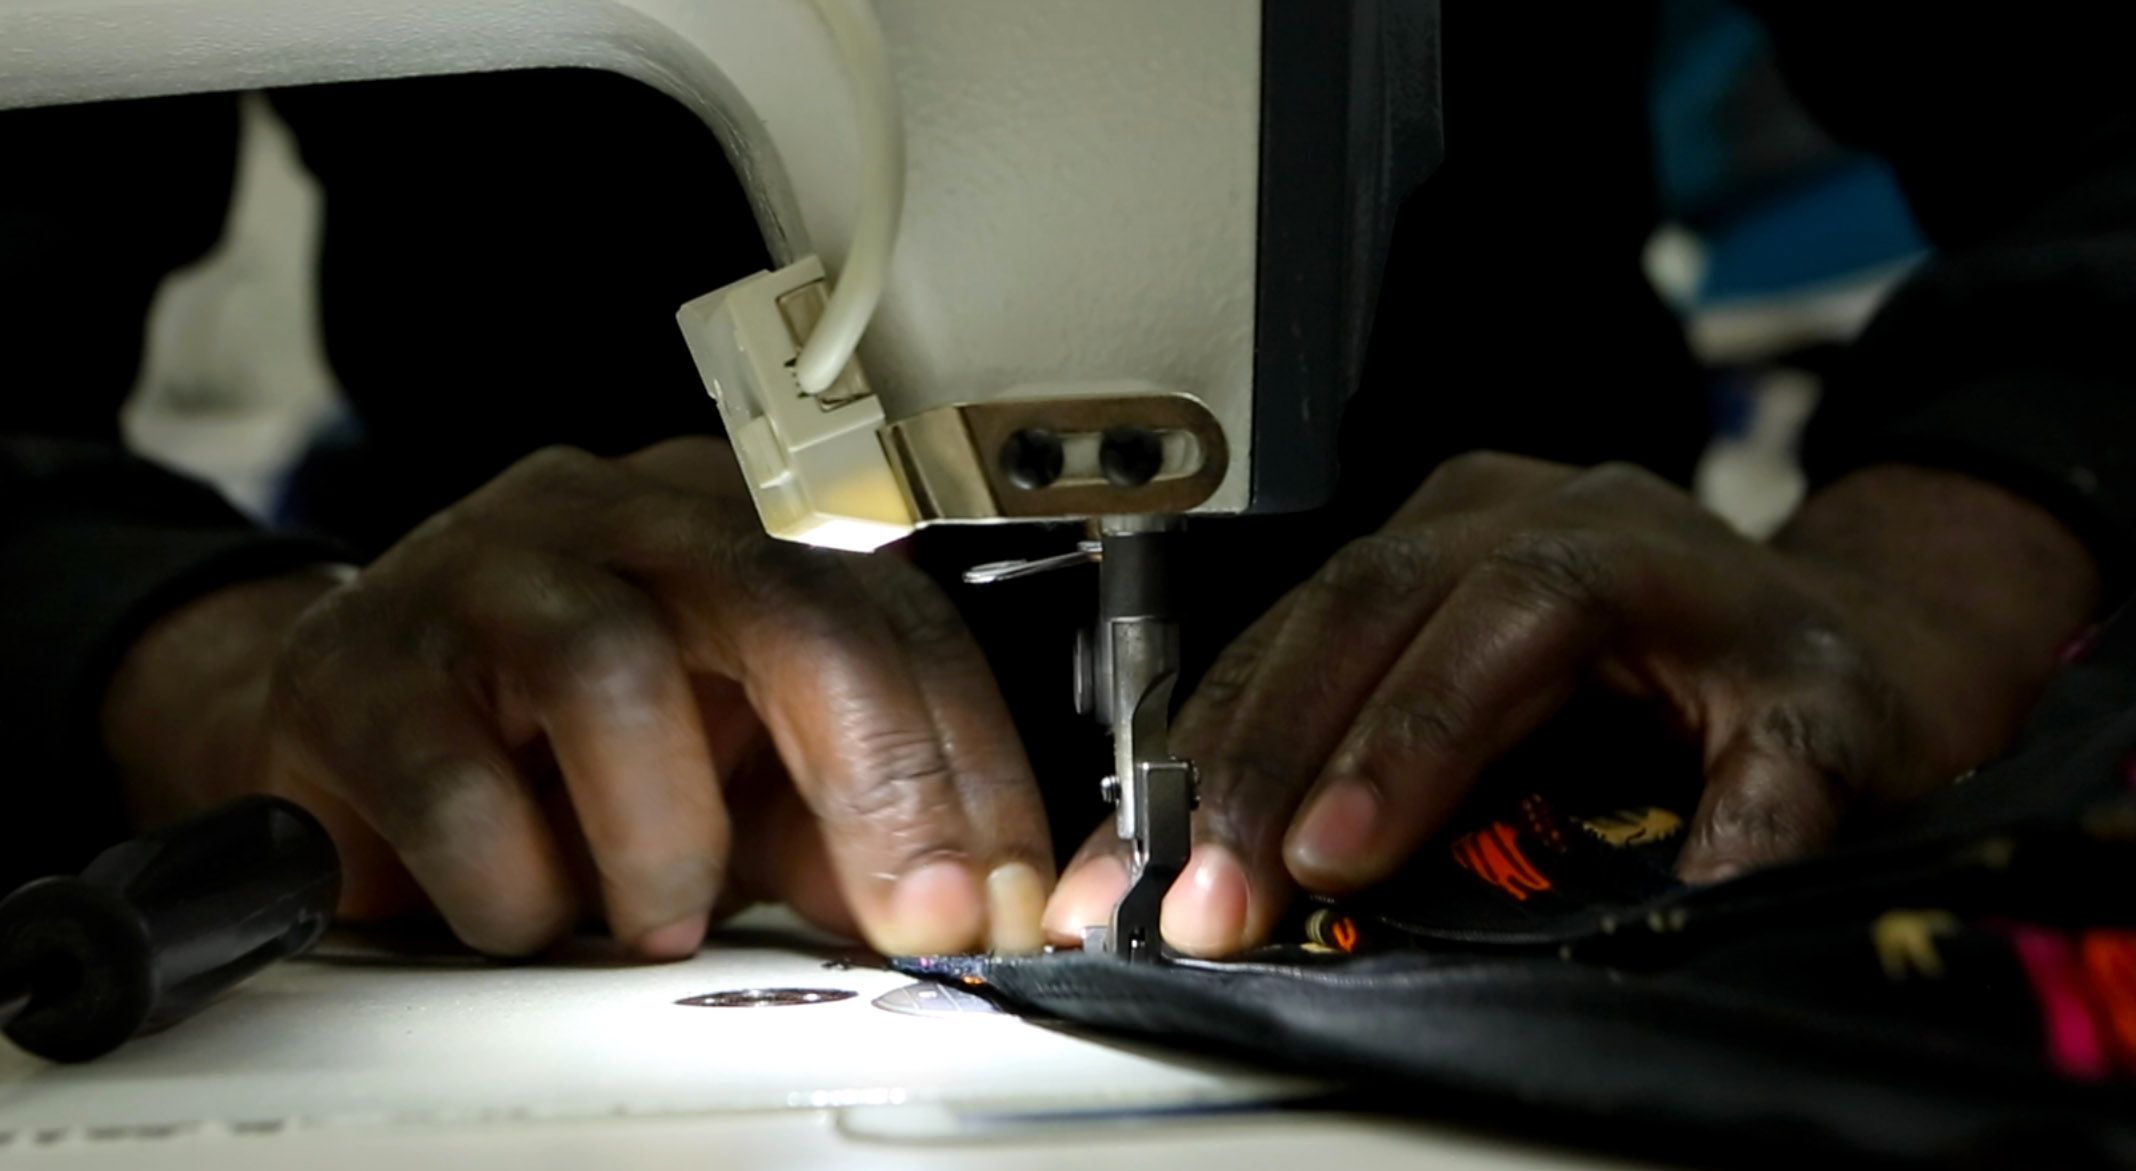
[[0, 0, 1440, 960]]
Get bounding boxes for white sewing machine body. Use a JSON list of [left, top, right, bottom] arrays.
[[0, 0, 1439, 545], [1, 0, 1258, 544]]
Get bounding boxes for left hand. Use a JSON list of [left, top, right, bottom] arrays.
[[1044, 453, 2099, 955], [103, 437, 1053, 960]]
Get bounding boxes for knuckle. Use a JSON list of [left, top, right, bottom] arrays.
[[607, 490, 753, 568], [1563, 460, 1668, 502], [1482, 529, 1616, 611], [386, 502, 476, 557], [468, 445, 621, 520], [869, 564, 972, 656], [1431, 449, 1525, 486], [1311, 533, 1437, 610], [526, 601, 671, 704], [1750, 702, 1831, 765], [1776, 618, 1878, 686], [1699, 784, 1802, 850], [721, 534, 855, 614], [817, 725, 962, 835], [456, 554, 670, 704], [1747, 702, 1865, 802], [603, 492, 701, 561], [512, 443, 603, 487], [637, 434, 725, 464], [360, 753, 507, 851], [1761, 618, 1903, 765]]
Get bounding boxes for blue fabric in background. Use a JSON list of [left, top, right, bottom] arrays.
[[1651, 0, 1927, 305]]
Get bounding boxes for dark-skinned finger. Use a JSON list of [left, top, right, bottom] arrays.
[[1171, 591, 1299, 746], [1676, 704, 1856, 883], [758, 617, 988, 956], [852, 557, 1053, 952], [620, 435, 753, 499], [275, 660, 579, 956], [1041, 821, 1135, 947], [1393, 451, 1580, 524], [265, 758, 426, 924], [635, 543, 991, 956], [1283, 534, 1615, 892], [506, 457, 992, 956], [1158, 530, 1471, 955], [467, 561, 731, 959], [732, 775, 862, 941], [1040, 592, 1302, 947]]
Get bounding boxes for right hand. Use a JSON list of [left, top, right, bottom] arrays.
[[103, 437, 1052, 959]]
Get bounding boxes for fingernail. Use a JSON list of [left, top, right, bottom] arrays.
[[634, 913, 708, 961], [1160, 844, 1251, 957], [1286, 779, 1383, 885], [882, 858, 986, 956], [986, 862, 1049, 955], [1042, 854, 1130, 947]]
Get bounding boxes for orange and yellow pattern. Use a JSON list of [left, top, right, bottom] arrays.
[[1451, 821, 1553, 902]]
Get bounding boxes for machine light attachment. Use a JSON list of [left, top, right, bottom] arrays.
[[677, 256, 917, 553], [680, 264, 1232, 553]]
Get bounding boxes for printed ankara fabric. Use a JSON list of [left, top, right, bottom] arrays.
[[902, 617, 2136, 1168]]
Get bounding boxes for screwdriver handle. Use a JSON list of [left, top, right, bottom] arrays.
[[0, 795, 339, 1062]]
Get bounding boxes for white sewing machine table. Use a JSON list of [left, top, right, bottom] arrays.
[[0, 909, 1626, 1169]]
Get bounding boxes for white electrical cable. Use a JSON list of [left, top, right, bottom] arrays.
[[794, 0, 905, 395]]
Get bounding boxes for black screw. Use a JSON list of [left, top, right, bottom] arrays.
[[999, 428, 1065, 490], [1100, 426, 1165, 487]]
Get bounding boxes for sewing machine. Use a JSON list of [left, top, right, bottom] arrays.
[[0, 0, 1440, 961]]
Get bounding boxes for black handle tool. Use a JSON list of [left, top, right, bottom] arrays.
[[0, 795, 339, 1062]]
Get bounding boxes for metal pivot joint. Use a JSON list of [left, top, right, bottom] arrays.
[[1087, 517, 1197, 964]]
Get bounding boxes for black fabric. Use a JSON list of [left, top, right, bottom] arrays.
[[909, 937, 2135, 1167], [902, 616, 2136, 1167]]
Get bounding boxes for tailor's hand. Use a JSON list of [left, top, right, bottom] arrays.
[[103, 438, 1051, 959], [1046, 454, 2101, 955]]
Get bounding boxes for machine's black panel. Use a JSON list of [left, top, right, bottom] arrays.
[[1249, 0, 1444, 514]]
